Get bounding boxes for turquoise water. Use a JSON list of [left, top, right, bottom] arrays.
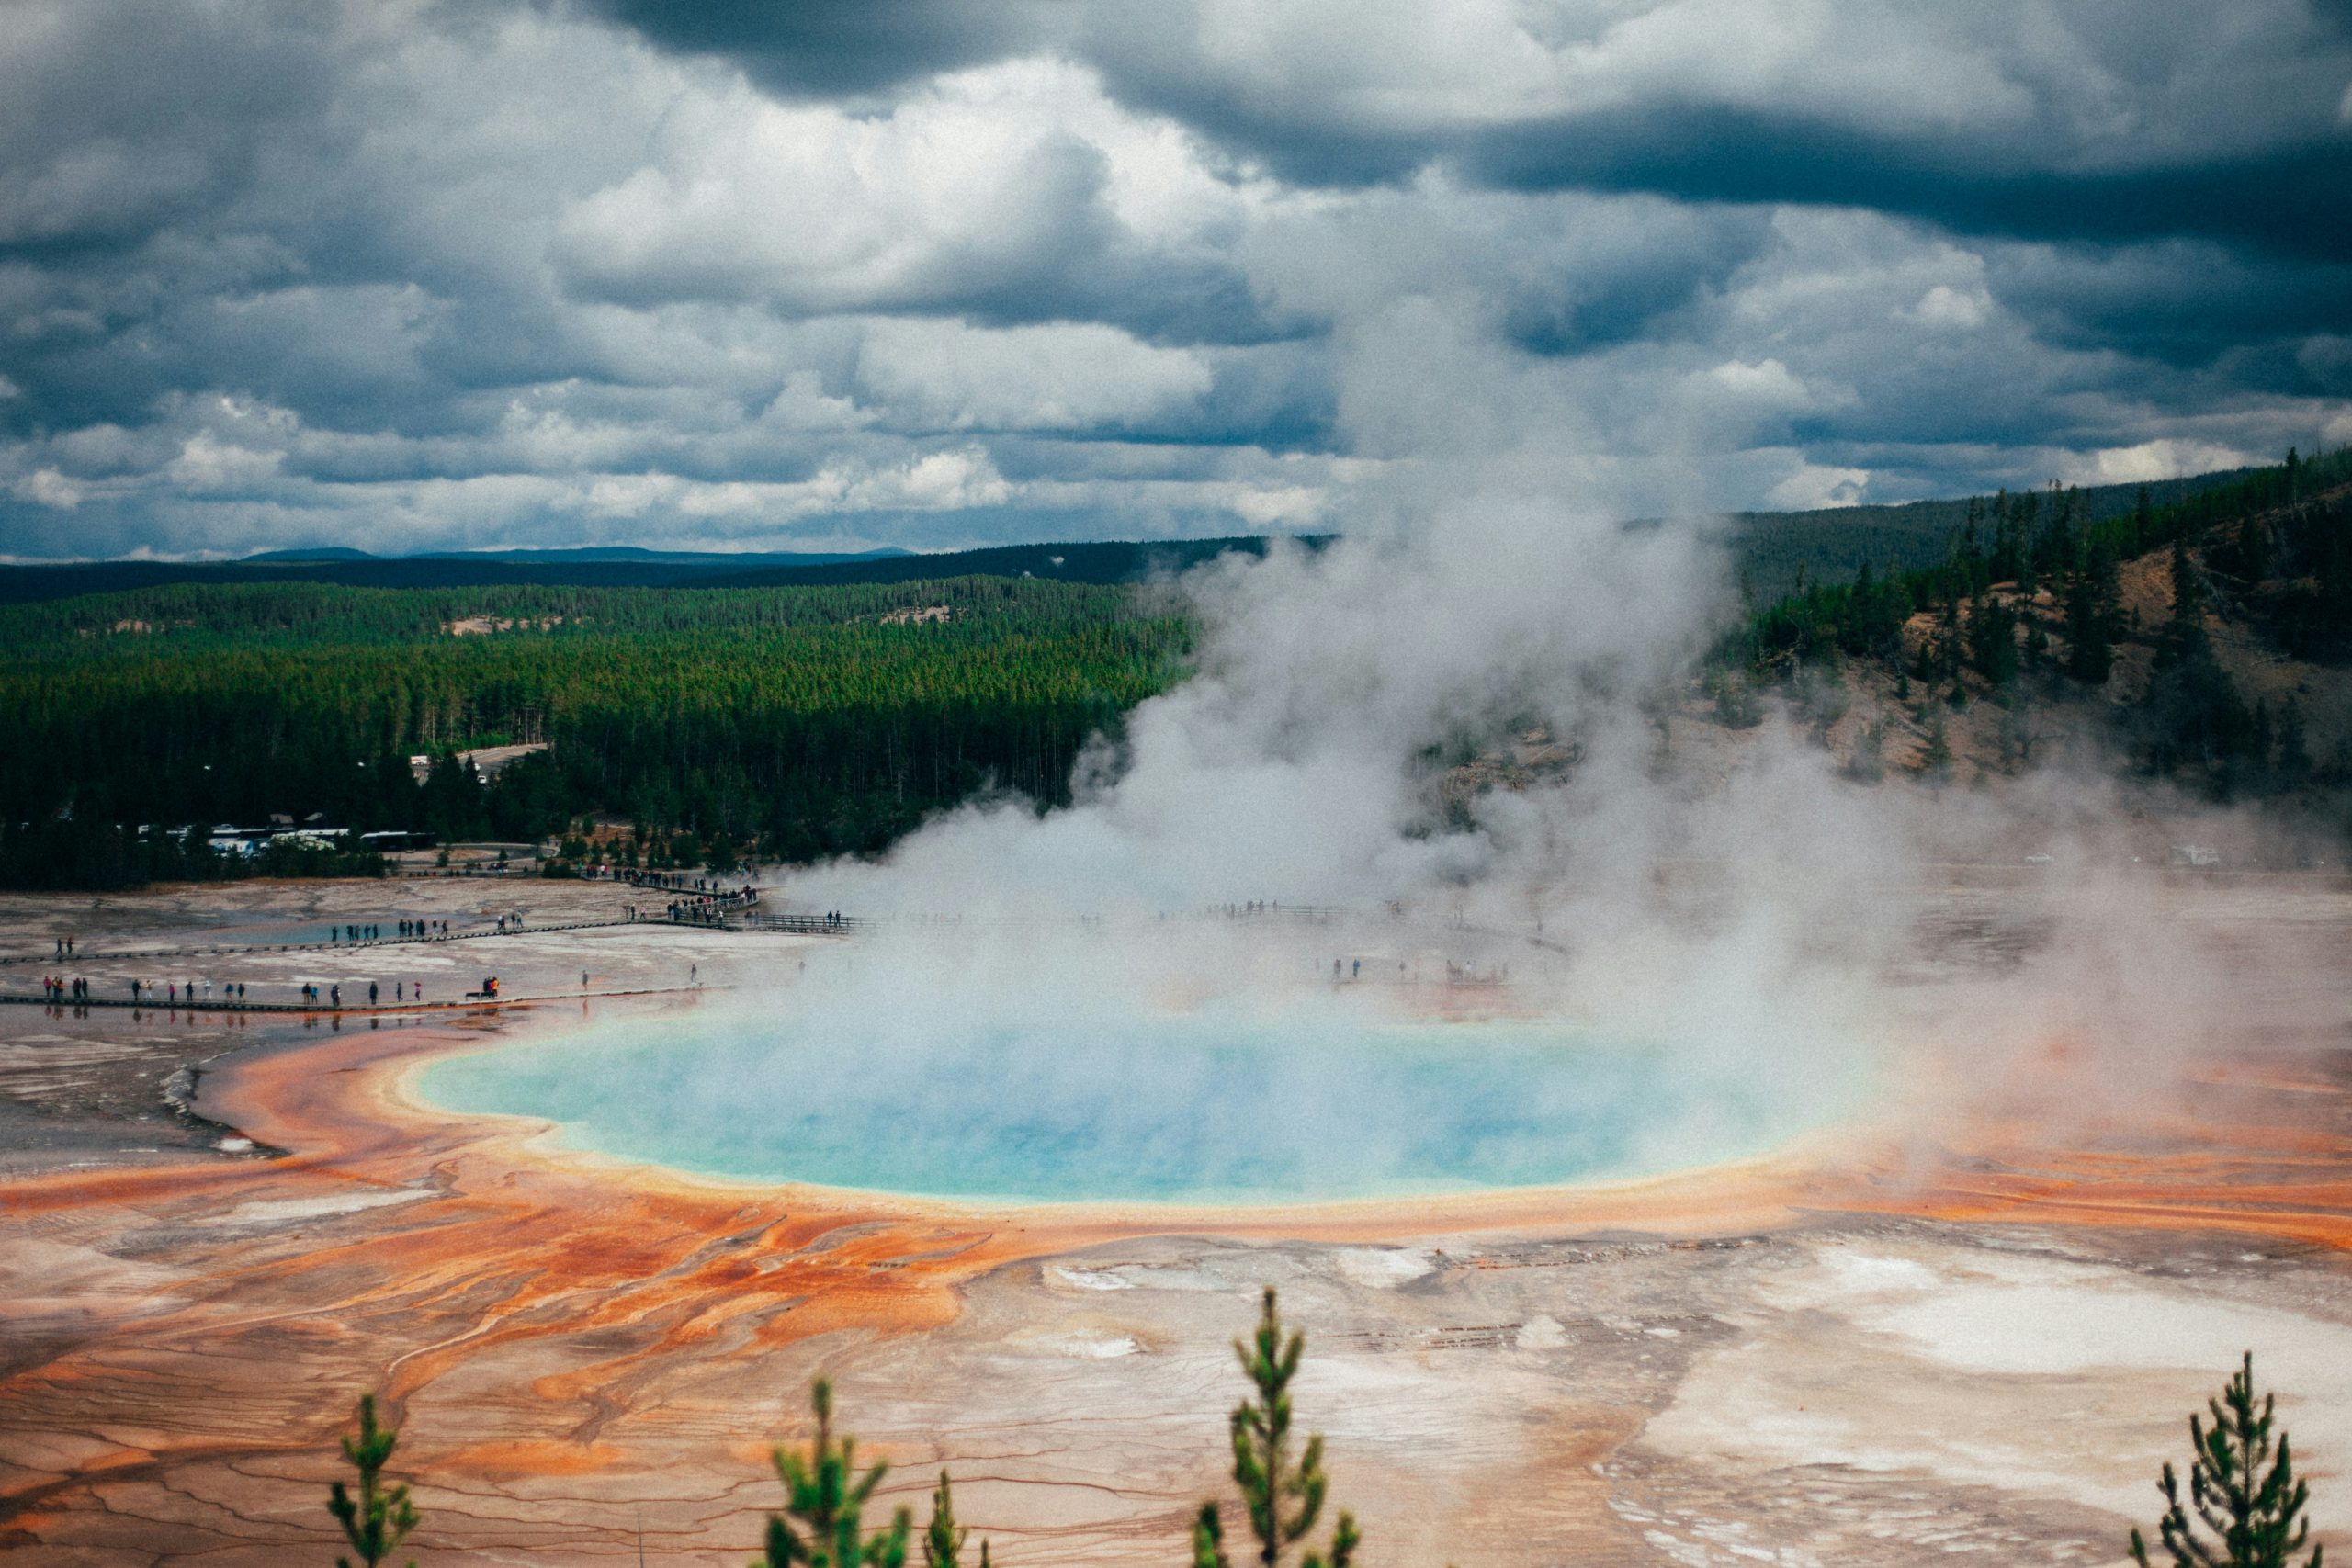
[[421, 1006, 1838, 1205]]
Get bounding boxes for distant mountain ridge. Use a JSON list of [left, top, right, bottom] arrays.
[[242, 547, 378, 561], [243, 545, 911, 565], [0, 536, 1316, 604], [0, 463, 2266, 606]]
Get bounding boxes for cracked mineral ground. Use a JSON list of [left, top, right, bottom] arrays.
[[1, 871, 2348, 1566]]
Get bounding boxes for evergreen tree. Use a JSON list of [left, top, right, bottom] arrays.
[[1710, 669, 1762, 729], [2131, 1353, 2324, 1568], [2172, 539, 2210, 629], [2320, 499, 2352, 649], [1995, 695, 2052, 773], [2278, 699, 2312, 783], [2016, 492, 2042, 598], [1937, 592, 1963, 678], [2031, 481, 2079, 587], [2216, 515, 2276, 586], [923, 1473, 988, 1568], [1192, 1288, 1359, 1568], [2144, 537, 2256, 773], [1989, 491, 2025, 587], [2067, 541, 2120, 685], [1962, 516, 1992, 599], [1967, 593, 2019, 685], [758, 1380, 911, 1568], [1917, 702, 1953, 783], [327, 1394, 419, 1568]]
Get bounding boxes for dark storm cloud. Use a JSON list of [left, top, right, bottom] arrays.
[[1468, 118, 2352, 264], [1080, 1, 2352, 248], [1984, 243, 2352, 371], [577, 0, 1069, 97], [590, 0, 2352, 263], [2, 0, 2348, 559], [0, 2, 339, 251]]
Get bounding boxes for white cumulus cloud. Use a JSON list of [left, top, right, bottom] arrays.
[[857, 318, 1214, 431]]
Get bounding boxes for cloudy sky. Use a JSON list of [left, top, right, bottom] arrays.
[[3, 0, 2349, 560]]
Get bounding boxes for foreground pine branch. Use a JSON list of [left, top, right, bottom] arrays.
[[306, 1300, 2339, 1568], [1193, 1287, 1359, 1568], [328, 1393, 419, 1568], [2132, 1352, 2324, 1568], [758, 1379, 912, 1568], [924, 1472, 990, 1568]]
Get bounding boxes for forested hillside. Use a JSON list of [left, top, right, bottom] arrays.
[[6, 452, 2346, 890], [1721, 463, 2265, 604], [0, 577, 1190, 887], [1716, 446, 2352, 805]]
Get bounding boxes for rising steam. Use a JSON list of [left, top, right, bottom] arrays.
[[676, 303, 2311, 1195]]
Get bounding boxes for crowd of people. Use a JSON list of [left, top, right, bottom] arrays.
[[326, 919, 479, 941], [650, 884, 759, 926], [587, 866, 752, 890], [27, 881, 774, 1015], [32, 974, 433, 1010]]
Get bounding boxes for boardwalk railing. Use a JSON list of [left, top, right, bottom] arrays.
[[722, 912, 865, 935]]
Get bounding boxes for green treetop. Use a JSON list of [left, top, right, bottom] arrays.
[[328, 1393, 419, 1568], [2132, 1352, 2324, 1568], [1193, 1287, 1359, 1568], [758, 1379, 911, 1568]]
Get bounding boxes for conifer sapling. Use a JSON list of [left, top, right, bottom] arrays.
[[1192, 1287, 1359, 1568], [2131, 1352, 2324, 1568], [924, 1471, 989, 1568], [759, 1379, 912, 1568], [328, 1393, 419, 1568]]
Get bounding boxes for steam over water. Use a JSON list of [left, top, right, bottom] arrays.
[[412, 263, 2256, 1201], [422, 995, 1862, 1204]]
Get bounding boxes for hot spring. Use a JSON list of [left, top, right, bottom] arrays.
[[420, 991, 1862, 1206]]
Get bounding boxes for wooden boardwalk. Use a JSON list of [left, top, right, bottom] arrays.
[[0, 908, 855, 973], [0, 984, 705, 1016], [724, 912, 865, 935], [0, 917, 639, 969]]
